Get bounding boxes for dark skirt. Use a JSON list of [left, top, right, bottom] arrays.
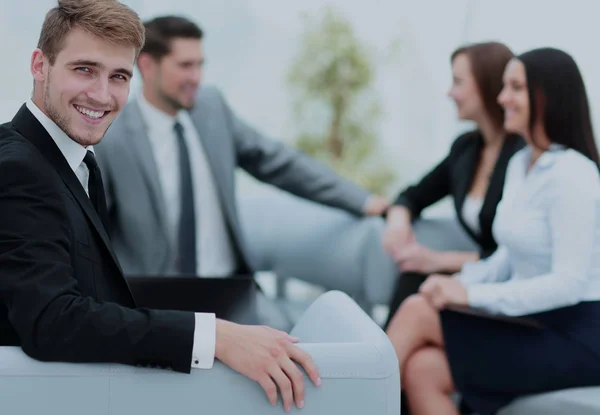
[[441, 301, 600, 415], [383, 272, 427, 330]]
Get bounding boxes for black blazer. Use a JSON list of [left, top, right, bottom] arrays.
[[394, 131, 525, 258], [0, 105, 195, 373]]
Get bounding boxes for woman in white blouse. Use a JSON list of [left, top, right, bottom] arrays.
[[386, 47, 600, 415]]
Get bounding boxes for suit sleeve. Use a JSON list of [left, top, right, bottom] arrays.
[[393, 136, 466, 219], [0, 145, 195, 373], [216, 91, 371, 216]]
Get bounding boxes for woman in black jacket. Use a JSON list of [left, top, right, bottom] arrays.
[[382, 42, 524, 328]]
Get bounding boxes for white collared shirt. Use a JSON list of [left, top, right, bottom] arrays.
[[457, 145, 600, 316], [26, 99, 215, 370], [26, 100, 92, 194], [136, 93, 237, 278]]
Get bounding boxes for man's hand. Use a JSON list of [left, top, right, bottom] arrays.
[[419, 274, 468, 310], [394, 242, 443, 274], [215, 320, 321, 412], [363, 195, 391, 216]]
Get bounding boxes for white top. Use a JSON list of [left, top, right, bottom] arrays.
[[457, 145, 600, 316], [137, 93, 237, 277], [26, 100, 215, 370], [462, 195, 483, 235]]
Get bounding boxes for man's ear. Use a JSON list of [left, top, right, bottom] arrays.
[[137, 53, 157, 78], [31, 49, 47, 82]]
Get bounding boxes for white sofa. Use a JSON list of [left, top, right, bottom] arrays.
[[0, 291, 400, 415]]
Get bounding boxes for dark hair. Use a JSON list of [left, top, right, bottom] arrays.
[[518, 47, 600, 168], [141, 15, 203, 60], [451, 42, 514, 130], [38, 0, 145, 65]]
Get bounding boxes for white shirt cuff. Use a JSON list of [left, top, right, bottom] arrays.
[[191, 312, 216, 369]]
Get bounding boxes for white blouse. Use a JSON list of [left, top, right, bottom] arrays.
[[456, 146, 600, 316], [462, 195, 483, 235]]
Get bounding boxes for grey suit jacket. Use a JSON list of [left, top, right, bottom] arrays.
[[95, 85, 371, 276]]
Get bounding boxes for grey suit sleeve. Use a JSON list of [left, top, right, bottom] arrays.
[[218, 92, 371, 216]]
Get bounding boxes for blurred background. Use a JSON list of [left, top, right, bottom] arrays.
[[3, 0, 600, 323], [2, 0, 599, 217]]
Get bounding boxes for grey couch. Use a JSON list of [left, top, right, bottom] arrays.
[[239, 191, 478, 310], [239, 191, 399, 309], [239, 190, 600, 414], [0, 291, 400, 415]]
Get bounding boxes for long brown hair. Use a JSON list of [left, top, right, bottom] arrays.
[[451, 42, 514, 130]]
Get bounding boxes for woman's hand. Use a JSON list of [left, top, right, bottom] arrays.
[[382, 206, 415, 258], [382, 224, 415, 258], [395, 242, 443, 274], [419, 274, 468, 310]]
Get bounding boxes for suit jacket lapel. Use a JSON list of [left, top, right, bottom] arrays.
[[11, 105, 123, 272], [454, 135, 482, 243], [122, 101, 170, 241], [188, 99, 235, 220], [187, 98, 250, 272]]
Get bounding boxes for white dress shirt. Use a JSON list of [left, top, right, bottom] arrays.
[[136, 94, 237, 277], [456, 145, 600, 316], [26, 100, 216, 370]]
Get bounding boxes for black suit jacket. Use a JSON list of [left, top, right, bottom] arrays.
[[394, 131, 525, 258], [0, 105, 195, 373]]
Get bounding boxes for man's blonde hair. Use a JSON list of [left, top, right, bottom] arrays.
[[37, 0, 145, 65]]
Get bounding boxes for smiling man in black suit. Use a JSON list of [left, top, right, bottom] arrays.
[[0, 1, 320, 412]]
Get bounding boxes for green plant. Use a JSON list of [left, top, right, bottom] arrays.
[[288, 6, 396, 195]]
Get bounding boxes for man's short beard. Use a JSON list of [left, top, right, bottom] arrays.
[[159, 89, 194, 111], [43, 73, 102, 147], [44, 79, 74, 141]]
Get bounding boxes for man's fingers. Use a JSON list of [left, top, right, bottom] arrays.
[[286, 334, 300, 343], [269, 366, 294, 413], [258, 376, 279, 407], [288, 344, 321, 387], [269, 327, 299, 343], [281, 357, 306, 409]]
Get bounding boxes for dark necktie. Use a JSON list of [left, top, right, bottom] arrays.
[[83, 151, 110, 230], [174, 121, 197, 275]]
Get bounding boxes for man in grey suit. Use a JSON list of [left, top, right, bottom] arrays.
[[95, 15, 389, 278]]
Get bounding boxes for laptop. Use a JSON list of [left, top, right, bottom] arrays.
[[126, 275, 261, 325]]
